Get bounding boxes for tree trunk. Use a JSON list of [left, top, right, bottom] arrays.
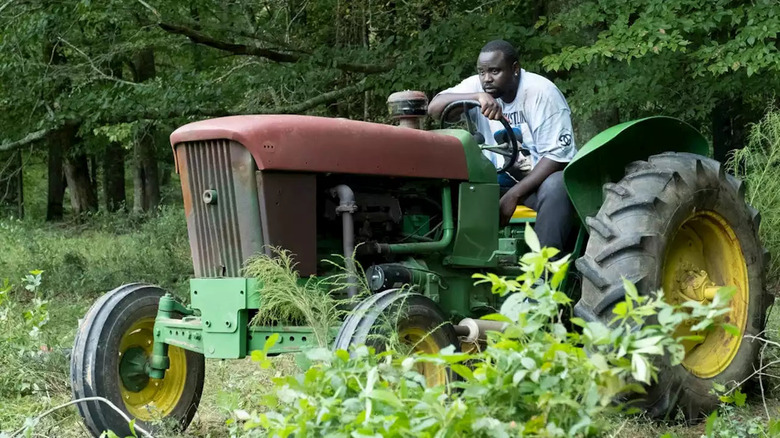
[[43, 38, 69, 221], [103, 141, 126, 212], [46, 125, 74, 221], [63, 152, 98, 215], [133, 145, 144, 213], [0, 150, 23, 218], [131, 48, 160, 212], [133, 128, 160, 212], [14, 150, 23, 218]]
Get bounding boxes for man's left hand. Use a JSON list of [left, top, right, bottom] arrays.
[[499, 192, 519, 226]]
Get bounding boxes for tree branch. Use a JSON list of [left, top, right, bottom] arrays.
[[157, 21, 394, 73], [0, 128, 51, 152], [58, 38, 144, 87], [259, 79, 369, 114], [159, 22, 300, 63]]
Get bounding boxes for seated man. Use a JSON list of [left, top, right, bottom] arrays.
[[428, 39, 577, 252]]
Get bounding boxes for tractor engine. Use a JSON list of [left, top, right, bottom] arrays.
[[170, 91, 458, 282]]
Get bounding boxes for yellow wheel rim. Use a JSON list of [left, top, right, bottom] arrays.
[[118, 317, 188, 420], [398, 327, 448, 387], [662, 211, 749, 378]]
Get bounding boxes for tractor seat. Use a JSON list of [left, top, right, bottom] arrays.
[[512, 205, 537, 220]]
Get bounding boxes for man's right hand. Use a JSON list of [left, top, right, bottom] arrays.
[[477, 92, 503, 120]]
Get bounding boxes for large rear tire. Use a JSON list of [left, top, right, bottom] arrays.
[[334, 289, 459, 387], [574, 152, 771, 420], [70, 284, 205, 437]]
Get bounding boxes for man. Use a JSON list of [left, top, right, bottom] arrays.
[[428, 39, 576, 252]]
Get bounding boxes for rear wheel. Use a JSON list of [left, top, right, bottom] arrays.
[[334, 289, 459, 387], [575, 152, 771, 420], [70, 284, 205, 436]]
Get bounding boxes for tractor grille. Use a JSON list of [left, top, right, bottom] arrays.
[[178, 140, 263, 277]]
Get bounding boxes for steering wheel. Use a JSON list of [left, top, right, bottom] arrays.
[[439, 100, 520, 174]]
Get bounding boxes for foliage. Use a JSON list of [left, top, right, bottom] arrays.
[[729, 108, 780, 288], [235, 225, 736, 437], [537, 0, 780, 127], [1, 0, 777, 171]]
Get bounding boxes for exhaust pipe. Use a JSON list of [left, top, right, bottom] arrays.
[[330, 184, 358, 298]]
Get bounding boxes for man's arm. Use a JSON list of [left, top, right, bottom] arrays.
[[428, 92, 503, 120], [499, 157, 566, 226]]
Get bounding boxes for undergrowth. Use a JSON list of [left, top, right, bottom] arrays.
[[237, 226, 744, 437], [0, 271, 72, 434], [728, 108, 780, 288], [0, 206, 192, 299]]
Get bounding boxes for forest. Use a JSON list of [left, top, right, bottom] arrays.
[[1, 0, 780, 437], [0, 0, 778, 218]]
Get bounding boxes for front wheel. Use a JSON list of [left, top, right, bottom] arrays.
[[575, 152, 771, 420], [70, 284, 205, 437]]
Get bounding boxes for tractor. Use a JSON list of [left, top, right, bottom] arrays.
[[70, 91, 771, 436]]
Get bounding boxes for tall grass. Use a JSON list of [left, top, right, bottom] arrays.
[[0, 206, 193, 298], [242, 248, 369, 347], [728, 108, 780, 288]]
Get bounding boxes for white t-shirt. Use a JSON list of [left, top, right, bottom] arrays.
[[437, 69, 577, 168]]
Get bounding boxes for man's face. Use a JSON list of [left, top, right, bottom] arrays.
[[477, 51, 517, 99]]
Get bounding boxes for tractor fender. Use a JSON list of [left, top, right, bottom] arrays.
[[563, 116, 709, 224]]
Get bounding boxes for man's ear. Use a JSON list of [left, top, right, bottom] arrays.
[[513, 62, 520, 76]]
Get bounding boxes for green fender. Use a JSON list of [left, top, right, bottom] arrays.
[[563, 116, 709, 224]]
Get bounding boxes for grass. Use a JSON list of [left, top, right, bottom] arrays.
[[243, 249, 341, 347], [0, 206, 193, 299], [243, 249, 371, 347], [728, 108, 780, 289]]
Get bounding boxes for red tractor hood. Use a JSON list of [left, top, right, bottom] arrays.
[[170, 115, 469, 180]]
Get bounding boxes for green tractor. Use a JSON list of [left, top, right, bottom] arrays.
[[70, 92, 771, 436]]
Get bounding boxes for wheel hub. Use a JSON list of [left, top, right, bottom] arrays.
[[662, 211, 749, 378], [118, 317, 189, 420], [119, 347, 150, 392], [398, 327, 448, 387], [678, 270, 721, 302]]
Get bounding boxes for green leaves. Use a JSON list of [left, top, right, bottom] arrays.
[[524, 223, 541, 253], [250, 333, 280, 369], [718, 388, 747, 407], [250, 227, 745, 438]]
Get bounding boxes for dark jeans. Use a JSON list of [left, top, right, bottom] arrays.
[[500, 170, 575, 253]]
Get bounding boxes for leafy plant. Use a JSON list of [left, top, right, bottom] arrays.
[[234, 225, 735, 437], [0, 271, 53, 397]]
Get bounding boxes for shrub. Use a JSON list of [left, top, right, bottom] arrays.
[[728, 108, 780, 287], [234, 226, 735, 437]]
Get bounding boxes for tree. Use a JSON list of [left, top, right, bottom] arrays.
[[0, 0, 777, 219]]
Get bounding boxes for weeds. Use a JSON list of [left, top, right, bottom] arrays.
[[728, 108, 780, 288]]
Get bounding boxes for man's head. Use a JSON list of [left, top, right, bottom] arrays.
[[477, 40, 520, 100]]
